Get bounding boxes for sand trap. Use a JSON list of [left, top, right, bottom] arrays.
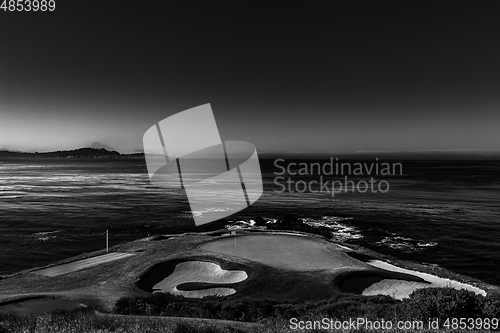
[[364, 260, 486, 299], [200, 235, 366, 271], [152, 261, 247, 298], [32, 252, 136, 277], [0, 297, 84, 314], [363, 279, 432, 299]]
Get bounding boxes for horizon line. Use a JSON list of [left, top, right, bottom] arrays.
[[2, 146, 500, 159]]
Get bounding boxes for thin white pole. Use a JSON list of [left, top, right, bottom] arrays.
[[106, 230, 109, 253]]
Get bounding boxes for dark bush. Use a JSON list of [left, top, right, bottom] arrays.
[[114, 287, 494, 326], [173, 321, 235, 333], [398, 287, 485, 321], [114, 292, 399, 322], [483, 297, 500, 317]]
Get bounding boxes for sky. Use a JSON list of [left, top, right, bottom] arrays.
[[1, 2, 499, 155]]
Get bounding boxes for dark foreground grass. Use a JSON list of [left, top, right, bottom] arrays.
[[117, 287, 500, 320], [115, 292, 398, 321], [0, 310, 247, 333], [2, 309, 500, 333], [113, 287, 500, 331], [2, 287, 500, 333]]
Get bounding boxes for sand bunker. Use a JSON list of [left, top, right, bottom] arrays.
[[151, 261, 247, 298], [363, 279, 432, 299], [200, 235, 366, 271], [362, 260, 486, 299]]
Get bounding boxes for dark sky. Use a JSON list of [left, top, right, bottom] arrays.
[[1, 2, 499, 154]]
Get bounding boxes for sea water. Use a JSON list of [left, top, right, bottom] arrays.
[[0, 157, 499, 286]]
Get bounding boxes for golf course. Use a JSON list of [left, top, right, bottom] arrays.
[[0, 229, 494, 324], [130, 232, 489, 303]]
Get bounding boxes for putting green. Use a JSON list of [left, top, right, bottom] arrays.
[[200, 234, 366, 271]]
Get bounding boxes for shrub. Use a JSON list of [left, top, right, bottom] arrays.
[[483, 297, 500, 317], [173, 321, 236, 333], [398, 287, 485, 322]]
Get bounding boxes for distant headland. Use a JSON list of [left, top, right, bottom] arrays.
[[0, 148, 144, 159]]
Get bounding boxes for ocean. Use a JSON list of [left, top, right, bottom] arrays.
[[0, 157, 499, 286]]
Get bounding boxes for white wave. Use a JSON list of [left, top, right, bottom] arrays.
[[191, 207, 232, 217], [376, 236, 438, 252], [301, 216, 362, 241]]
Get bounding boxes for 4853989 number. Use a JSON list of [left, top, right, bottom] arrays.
[[1, 0, 55, 11], [443, 318, 499, 330]]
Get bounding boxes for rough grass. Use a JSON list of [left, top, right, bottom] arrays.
[[0, 310, 241, 333]]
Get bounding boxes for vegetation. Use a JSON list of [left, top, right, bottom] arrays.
[[1, 288, 500, 332], [399, 288, 500, 321], [116, 288, 500, 328], [0, 309, 241, 333], [114, 287, 500, 327], [114, 292, 397, 321]]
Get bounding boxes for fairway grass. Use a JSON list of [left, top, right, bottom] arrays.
[[32, 252, 137, 277]]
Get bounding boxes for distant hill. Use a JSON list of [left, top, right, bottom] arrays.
[[89, 141, 116, 151], [0, 148, 145, 159]]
